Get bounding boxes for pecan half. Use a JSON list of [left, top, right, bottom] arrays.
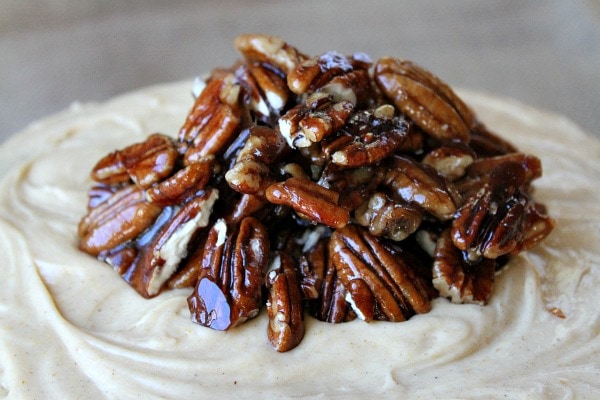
[[145, 156, 215, 206], [124, 189, 219, 298], [317, 163, 385, 211], [266, 252, 305, 352], [78, 186, 162, 256], [265, 177, 350, 228], [354, 192, 423, 241], [374, 57, 474, 142], [329, 225, 431, 322], [91, 134, 178, 189], [187, 216, 270, 330], [452, 158, 545, 259], [278, 92, 354, 148], [225, 125, 289, 196], [433, 228, 495, 304], [236, 62, 289, 122], [179, 72, 243, 163], [299, 238, 353, 323], [328, 105, 409, 167], [287, 51, 372, 105], [383, 155, 460, 221], [234, 33, 307, 75], [422, 142, 476, 181]]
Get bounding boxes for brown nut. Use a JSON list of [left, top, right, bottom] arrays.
[[354, 192, 423, 241], [329, 225, 431, 322], [225, 125, 289, 195], [299, 238, 353, 323], [124, 189, 219, 298], [329, 105, 409, 167], [287, 51, 372, 105], [91, 133, 178, 189], [265, 177, 350, 228], [452, 159, 540, 260], [422, 142, 476, 181], [384, 155, 460, 221], [187, 216, 270, 330], [179, 72, 242, 162], [78, 186, 162, 256], [145, 156, 215, 206], [374, 57, 473, 142], [433, 228, 496, 304], [234, 33, 307, 75], [266, 252, 305, 352]]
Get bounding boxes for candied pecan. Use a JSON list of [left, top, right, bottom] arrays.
[[145, 156, 215, 206], [287, 51, 372, 106], [236, 62, 289, 122], [374, 57, 474, 142], [179, 72, 243, 163], [266, 252, 305, 352], [225, 125, 289, 195], [223, 193, 269, 224], [452, 158, 548, 259], [354, 192, 423, 241], [234, 33, 307, 75], [78, 186, 162, 256], [516, 201, 555, 253], [328, 105, 410, 167], [329, 225, 431, 322], [317, 164, 385, 211], [101, 245, 137, 276], [422, 142, 476, 181], [433, 228, 495, 304], [124, 189, 219, 298], [465, 153, 542, 187], [383, 155, 460, 221], [278, 92, 354, 148], [91, 134, 178, 189], [299, 238, 353, 323], [187, 217, 270, 330], [265, 177, 350, 228]]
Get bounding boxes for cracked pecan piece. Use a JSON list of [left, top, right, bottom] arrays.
[[187, 217, 270, 330], [266, 252, 305, 352], [329, 225, 431, 322]]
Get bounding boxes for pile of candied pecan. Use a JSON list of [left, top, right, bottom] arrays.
[[78, 34, 554, 352]]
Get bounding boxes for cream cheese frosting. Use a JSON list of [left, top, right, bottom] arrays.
[[0, 82, 599, 399]]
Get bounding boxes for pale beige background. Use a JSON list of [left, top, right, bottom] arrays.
[[1, 0, 599, 142]]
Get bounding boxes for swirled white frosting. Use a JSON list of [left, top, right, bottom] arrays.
[[0, 82, 599, 399]]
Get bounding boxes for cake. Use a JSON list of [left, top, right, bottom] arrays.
[[0, 35, 599, 399]]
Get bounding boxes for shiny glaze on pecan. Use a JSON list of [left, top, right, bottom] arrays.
[[78, 34, 554, 352]]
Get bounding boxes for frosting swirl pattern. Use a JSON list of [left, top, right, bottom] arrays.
[[0, 82, 598, 399]]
